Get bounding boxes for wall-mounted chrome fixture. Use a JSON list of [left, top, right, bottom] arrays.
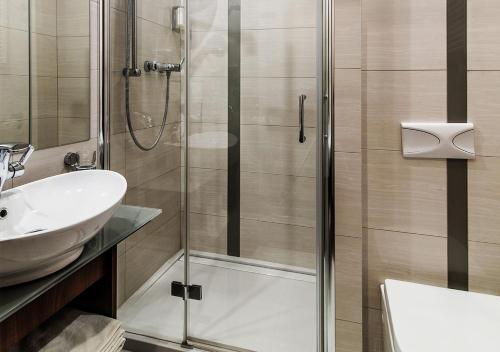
[[171, 6, 185, 33], [299, 94, 307, 143], [122, 0, 185, 151], [144, 58, 185, 76], [0, 143, 34, 195], [64, 151, 97, 171], [123, 0, 141, 77], [401, 122, 475, 159]]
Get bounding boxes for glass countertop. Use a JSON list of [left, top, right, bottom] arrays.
[[0, 205, 161, 323]]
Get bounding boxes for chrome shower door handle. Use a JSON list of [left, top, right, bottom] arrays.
[[299, 94, 307, 143]]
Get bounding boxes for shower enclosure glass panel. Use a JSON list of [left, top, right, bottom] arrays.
[[114, 0, 327, 351], [184, 1, 320, 351]]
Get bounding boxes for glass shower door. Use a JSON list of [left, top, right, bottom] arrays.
[[183, 1, 323, 351]]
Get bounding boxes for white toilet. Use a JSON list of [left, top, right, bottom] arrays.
[[381, 279, 500, 352]]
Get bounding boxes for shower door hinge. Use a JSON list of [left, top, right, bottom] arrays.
[[171, 281, 203, 301]]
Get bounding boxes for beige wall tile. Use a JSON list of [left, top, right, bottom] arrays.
[[57, 36, 90, 78], [127, 213, 181, 255], [110, 132, 126, 172], [190, 0, 227, 32], [0, 0, 28, 31], [335, 0, 361, 69], [364, 308, 383, 352], [188, 167, 227, 217], [241, 172, 316, 228], [241, 28, 316, 78], [335, 69, 361, 153], [125, 168, 181, 235], [110, 72, 126, 134], [138, 18, 180, 64], [0, 75, 29, 122], [337, 320, 362, 352], [365, 70, 447, 151], [469, 241, 500, 296], [110, 8, 126, 72], [31, 76, 57, 119], [190, 212, 227, 255], [90, 0, 98, 71], [366, 150, 447, 237], [57, 0, 90, 37], [58, 77, 90, 118], [117, 253, 126, 307], [125, 214, 181, 298], [31, 0, 56, 36], [58, 117, 90, 145], [31, 33, 57, 77], [90, 69, 98, 139], [189, 76, 227, 124], [188, 123, 227, 170], [191, 30, 227, 77], [32, 117, 58, 149], [241, 218, 315, 268], [362, 0, 446, 70], [125, 123, 181, 188], [0, 28, 29, 75], [365, 228, 447, 309], [336, 236, 362, 323], [0, 119, 29, 143], [241, 77, 317, 128], [335, 152, 361, 238], [137, 0, 177, 28], [241, 124, 316, 177], [241, 0, 317, 30], [128, 75, 181, 129], [468, 0, 500, 70], [469, 157, 500, 245], [469, 71, 500, 157]]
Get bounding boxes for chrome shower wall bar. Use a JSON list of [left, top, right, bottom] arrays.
[[124, 0, 141, 77]]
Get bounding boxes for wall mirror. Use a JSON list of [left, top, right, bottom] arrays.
[[0, 0, 91, 150]]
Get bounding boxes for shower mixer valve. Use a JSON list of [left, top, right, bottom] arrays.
[[144, 58, 184, 74]]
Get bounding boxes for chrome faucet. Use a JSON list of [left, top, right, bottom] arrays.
[[0, 143, 34, 195], [144, 58, 185, 75]]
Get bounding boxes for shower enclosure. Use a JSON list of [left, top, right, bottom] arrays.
[[101, 0, 333, 351]]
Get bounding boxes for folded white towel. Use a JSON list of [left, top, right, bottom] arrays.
[[100, 328, 125, 352], [13, 309, 125, 352]]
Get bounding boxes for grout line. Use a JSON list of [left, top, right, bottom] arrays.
[[468, 239, 500, 247], [363, 226, 447, 239], [361, 69, 447, 72], [188, 121, 317, 128], [0, 24, 29, 32], [336, 234, 362, 240], [188, 210, 315, 230], [123, 211, 182, 254], [336, 318, 362, 325], [187, 165, 316, 179], [334, 150, 362, 155]]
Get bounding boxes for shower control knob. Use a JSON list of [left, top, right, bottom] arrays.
[[144, 60, 157, 72], [123, 67, 142, 77]]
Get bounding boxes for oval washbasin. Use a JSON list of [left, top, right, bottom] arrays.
[[0, 170, 127, 287]]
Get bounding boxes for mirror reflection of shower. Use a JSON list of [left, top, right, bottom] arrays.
[[123, 0, 185, 151]]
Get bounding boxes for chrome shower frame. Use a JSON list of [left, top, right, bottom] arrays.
[[317, 0, 335, 350], [99, 0, 335, 350]]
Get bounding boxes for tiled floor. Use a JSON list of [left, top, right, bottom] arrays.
[[118, 255, 317, 352]]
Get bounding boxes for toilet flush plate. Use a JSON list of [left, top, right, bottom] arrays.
[[401, 122, 475, 159]]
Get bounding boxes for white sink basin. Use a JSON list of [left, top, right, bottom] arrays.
[[0, 170, 127, 287]]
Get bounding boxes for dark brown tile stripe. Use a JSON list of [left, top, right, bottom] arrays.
[[227, 0, 241, 257], [447, 0, 468, 290]]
